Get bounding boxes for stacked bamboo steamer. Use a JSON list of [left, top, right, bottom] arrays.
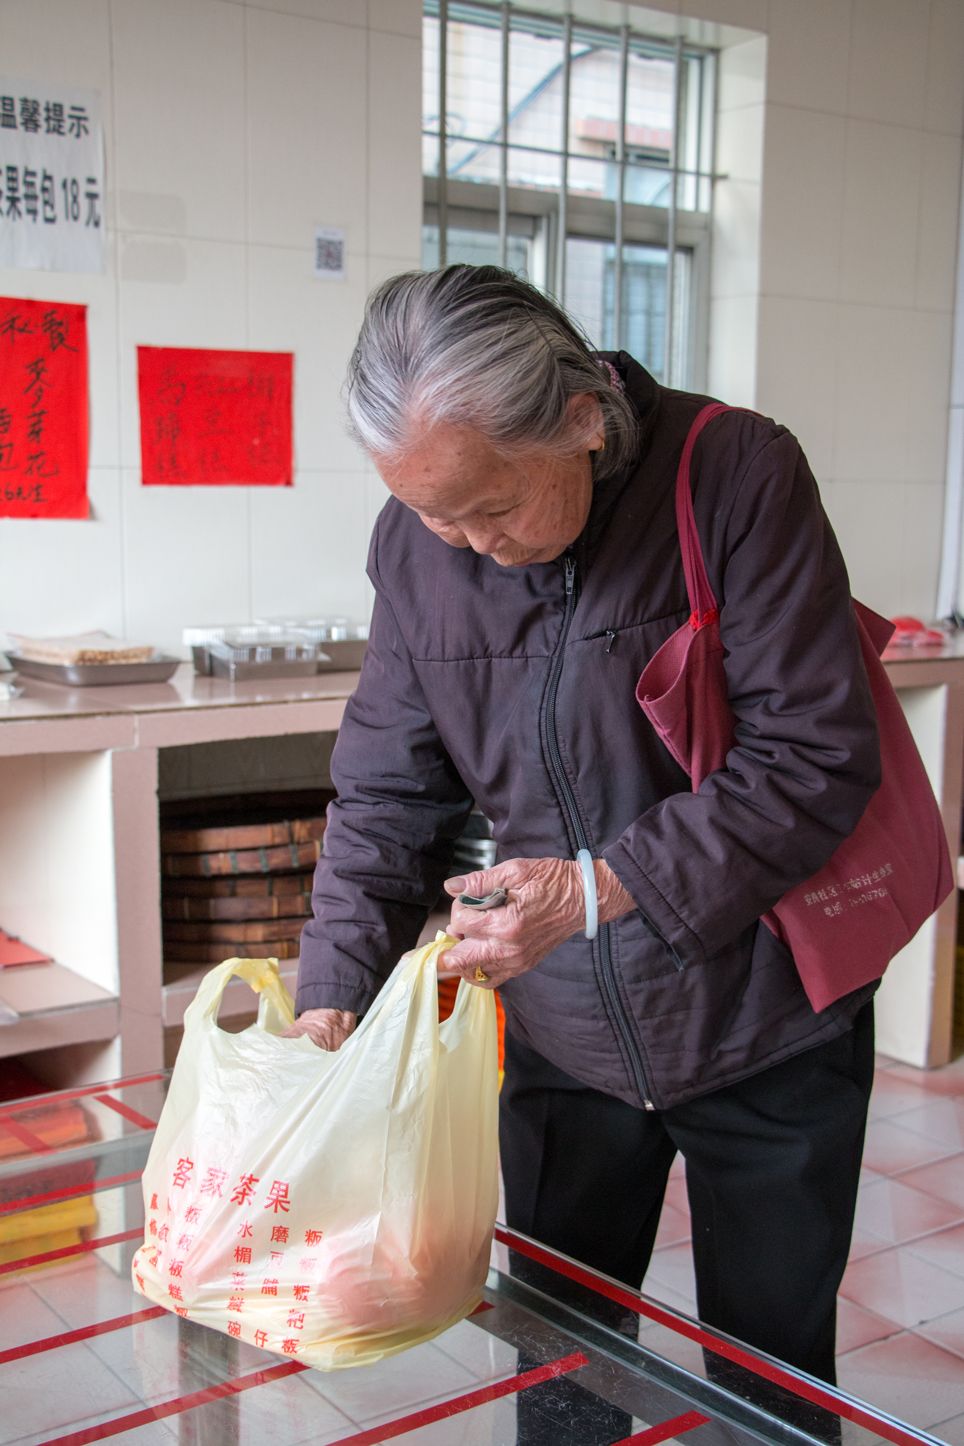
[[160, 794, 334, 965]]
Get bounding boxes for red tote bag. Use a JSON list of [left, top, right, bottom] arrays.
[[636, 403, 953, 1013]]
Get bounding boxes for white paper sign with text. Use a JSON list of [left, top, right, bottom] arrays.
[[0, 79, 105, 273]]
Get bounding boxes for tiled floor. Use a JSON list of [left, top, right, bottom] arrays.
[[641, 1047, 964, 1444]]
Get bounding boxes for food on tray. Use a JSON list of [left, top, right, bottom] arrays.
[[8, 631, 157, 665]]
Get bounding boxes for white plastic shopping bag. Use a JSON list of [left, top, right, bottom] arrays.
[[132, 934, 499, 1369]]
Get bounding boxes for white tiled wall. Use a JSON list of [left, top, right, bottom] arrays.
[[699, 0, 964, 620], [0, 0, 422, 653], [3, 0, 962, 637]]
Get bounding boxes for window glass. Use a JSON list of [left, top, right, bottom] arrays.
[[422, 224, 533, 276], [565, 237, 690, 382], [422, 2, 713, 388], [567, 45, 676, 204], [506, 21, 566, 188]]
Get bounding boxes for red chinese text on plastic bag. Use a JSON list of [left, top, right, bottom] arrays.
[[132, 938, 499, 1369]]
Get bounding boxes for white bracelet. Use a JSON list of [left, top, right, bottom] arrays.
[[576, 849, 598, 941]]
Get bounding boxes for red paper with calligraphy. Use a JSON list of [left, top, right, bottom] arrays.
[[0, 296, 89, 518], [137, 345, 293, 487]]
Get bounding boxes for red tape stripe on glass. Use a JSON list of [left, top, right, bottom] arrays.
[[0, 1227, 142, 1277], [93, 1095, 157, 1132], [35, 1349, 588, 1446], [0, 1170, 142, 1216], [0, 1307, 165, 1365], [494, 1226, 931, 1446], [611, 1410, 710, 1445], [0, 1073, 165, 1115], [298, 1351, 590, 1446], [0, 1116, 52, 1153], [36, 1360, 309, 1445]]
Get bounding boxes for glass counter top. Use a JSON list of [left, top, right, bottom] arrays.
[[0, 1073, 944, 1446]]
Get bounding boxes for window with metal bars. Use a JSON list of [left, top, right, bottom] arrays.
[[422, 1, 716, 389]]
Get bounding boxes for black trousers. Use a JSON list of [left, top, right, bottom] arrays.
[[500, 1003, 874, 1388]]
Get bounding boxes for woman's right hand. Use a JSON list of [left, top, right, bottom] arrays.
[[281, 1008, 357, 1050]]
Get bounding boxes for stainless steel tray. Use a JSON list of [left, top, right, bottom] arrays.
[[7, 653, 181, 687]]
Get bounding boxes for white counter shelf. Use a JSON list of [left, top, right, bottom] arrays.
[[0, 664, 358, 1087], [0, 644, 961, 1087], [0, 960, 119, 1059]]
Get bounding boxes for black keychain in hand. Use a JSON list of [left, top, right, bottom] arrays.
[[457, 888, 508, 910], [452, 887, 508, 982]]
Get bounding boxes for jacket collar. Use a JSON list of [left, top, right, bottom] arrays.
[[573, 352, 661, 570]]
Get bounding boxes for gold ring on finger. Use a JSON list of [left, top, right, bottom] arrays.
[[473, 965, 488, 983]]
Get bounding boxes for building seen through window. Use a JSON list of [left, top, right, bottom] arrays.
[[422, 1, 715, 388]]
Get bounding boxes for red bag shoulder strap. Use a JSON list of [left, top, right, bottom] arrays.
[[675, 401, 731, 628]]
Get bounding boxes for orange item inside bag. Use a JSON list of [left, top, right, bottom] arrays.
[[438, 976, 505, 1079]]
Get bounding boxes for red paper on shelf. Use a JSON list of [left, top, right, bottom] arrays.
[[0, 297, 89, 519], [137, 346, 293, 487], [0, 931, 51, 968]]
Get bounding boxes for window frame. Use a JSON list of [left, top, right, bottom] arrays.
[[422, 1, 717, 391]]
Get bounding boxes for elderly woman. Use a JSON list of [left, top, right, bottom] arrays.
[[292, 265, 879, 1388]]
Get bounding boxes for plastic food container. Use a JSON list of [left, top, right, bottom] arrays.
[[185, 619, 369, 676], [206, 634, 323, 682], [184, 624, 297, 676], [255, 616, 369, 672]]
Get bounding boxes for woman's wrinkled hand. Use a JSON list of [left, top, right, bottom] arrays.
[[281, 1008, 357, 1050], [441, 855, 635, 988]]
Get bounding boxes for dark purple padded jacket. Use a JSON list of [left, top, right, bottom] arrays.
[[296, 355, 881, 1110]]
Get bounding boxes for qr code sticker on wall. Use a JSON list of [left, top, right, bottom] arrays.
[[314, 227, 345, 280]]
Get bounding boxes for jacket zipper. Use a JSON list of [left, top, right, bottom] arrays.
[[541, 553, 656, 1110]]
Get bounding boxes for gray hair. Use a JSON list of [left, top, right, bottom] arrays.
[[346, 265, 640, 482]]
